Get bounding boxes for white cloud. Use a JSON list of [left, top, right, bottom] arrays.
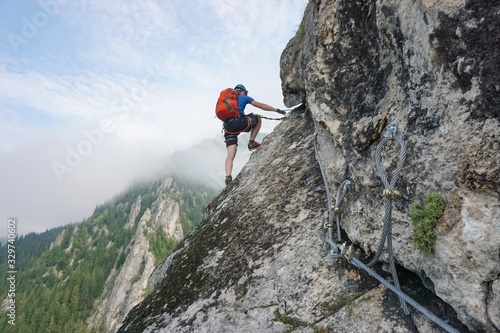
[[53, 0, 182, 70], [0, 0, 307, 237]]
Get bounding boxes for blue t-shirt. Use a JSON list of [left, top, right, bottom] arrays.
[[237, 94, 254, 116]]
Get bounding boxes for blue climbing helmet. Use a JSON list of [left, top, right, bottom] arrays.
[[234, 84, 248, 93]]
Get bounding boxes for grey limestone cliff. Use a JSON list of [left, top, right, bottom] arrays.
[[89, 177, 184, 332], [280, 0, 499, 331], [118, 0, 499, 332]]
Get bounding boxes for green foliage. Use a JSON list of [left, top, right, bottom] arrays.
[[294, 2, 310, 43], [140, 193, 156, 221], [410, 193, 447, 254], [149, 228, 177, 266], [0, 176, 214, 333], [116, 251, 127, 269], [172, 178, 214, 236], [321, 291, 366, 319], [142, 286, 153, 299], [274, 309, 308, 332], [0, 196, 132, 332], [295, 19, 306, 43], [313, 326, 333, 333], [274, 308, 334, 333]]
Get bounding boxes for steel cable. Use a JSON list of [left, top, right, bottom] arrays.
[[365, 121, 410, 318], [313, 117, 350, 255], [311, 114, 458, 333], [351, 257, 459, 333]]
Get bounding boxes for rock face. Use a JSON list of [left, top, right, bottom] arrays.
[[89, 177, 183, 333], [118, 0, 499, 332], [280, 0, 499, 331]]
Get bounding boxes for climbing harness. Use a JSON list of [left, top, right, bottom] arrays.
[[222, 116, 252, 135], [312, 114, 459, 333]]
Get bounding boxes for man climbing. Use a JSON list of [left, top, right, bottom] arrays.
[[219, 84, 285, 186]]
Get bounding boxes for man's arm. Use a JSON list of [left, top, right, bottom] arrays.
[[251, 100, 278, 112]]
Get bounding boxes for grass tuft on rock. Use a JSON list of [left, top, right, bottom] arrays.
[[410, 193, 446, 254]]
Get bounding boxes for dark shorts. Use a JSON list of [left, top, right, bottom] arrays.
[[223, 114, 259, 147]]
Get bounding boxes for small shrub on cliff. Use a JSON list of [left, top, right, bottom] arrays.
[[294, 2, 310, 43], [295, 19, 305, 43], [410, 193, 446, 254]]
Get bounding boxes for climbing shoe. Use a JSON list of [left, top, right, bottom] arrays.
[[225, 175, 232, 186], [248, 140, 261, 151]]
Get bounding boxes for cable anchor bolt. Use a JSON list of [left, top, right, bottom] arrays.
[[340, 242, 348, 255], [383, 189, 402, 199], [386, 120, 398, 138], [346, 245, 362, 263]]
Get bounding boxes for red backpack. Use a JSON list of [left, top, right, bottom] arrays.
[[215, 88, 239, 121]]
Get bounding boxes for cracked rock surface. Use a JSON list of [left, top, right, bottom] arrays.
[[119, 112, 469, 333], [119, 0, 498, 332]]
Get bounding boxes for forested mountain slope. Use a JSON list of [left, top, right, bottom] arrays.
[[0, 176, 215, 333]]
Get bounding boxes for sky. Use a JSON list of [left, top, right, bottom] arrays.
[[0, 0, 307, 238]]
